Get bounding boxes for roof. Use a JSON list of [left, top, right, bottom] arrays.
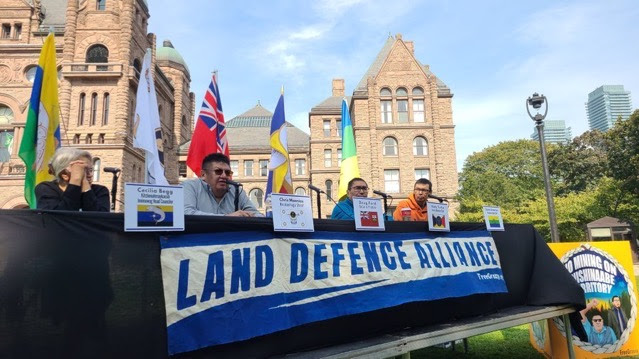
[[310, 96, 351, 113], [179, 103, 310, 153], [41, 0, 68, 27], [587, 216, 632, 228], [157, 40, 189, 72], [353, 35, 452, 97]]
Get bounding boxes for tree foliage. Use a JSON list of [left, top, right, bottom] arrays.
[[548, 130, 608, 195], [606, 109, 639, 196], [458, 140, 549, 210]]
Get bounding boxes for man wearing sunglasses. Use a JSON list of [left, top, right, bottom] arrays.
[[392, 178, 432, 221], [579, 298, 617, 345], [184, 153, 261, 217], [331, 177, 369, 220]]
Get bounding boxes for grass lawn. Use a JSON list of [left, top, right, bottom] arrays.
[[410, 324, 543, 359]]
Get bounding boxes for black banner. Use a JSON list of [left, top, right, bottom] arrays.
[[0, 210, 585, 358]]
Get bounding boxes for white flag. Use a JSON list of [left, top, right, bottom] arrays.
[[133, 49, 168, 185]]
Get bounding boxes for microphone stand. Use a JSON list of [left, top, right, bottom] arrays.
[[108, 171, 120, 211], [308, 186, 322, 219], [234, 185, 240, 212]]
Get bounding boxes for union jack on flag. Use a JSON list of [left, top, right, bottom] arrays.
[[186, 73, 229, 174]]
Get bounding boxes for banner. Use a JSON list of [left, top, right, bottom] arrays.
[[160, 230, 507, 354], [538, 241, 639, 358]]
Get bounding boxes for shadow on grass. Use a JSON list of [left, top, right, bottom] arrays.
[[409, 324, 544, 359]]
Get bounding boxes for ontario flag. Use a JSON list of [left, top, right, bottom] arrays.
[[186, 73, 229, 175]]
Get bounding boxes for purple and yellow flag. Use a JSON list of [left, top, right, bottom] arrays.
[[265, 91, 293, 212], [18, 33, 61, 208]]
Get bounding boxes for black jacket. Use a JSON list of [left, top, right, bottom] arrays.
[[35, 181, 110, 212]]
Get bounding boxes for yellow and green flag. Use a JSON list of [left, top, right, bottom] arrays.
[[337, 98, 360, 200], [18, 33, 61, 208]]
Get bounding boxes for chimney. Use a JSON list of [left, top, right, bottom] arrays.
[[405, 41, 414, 55], [332, 78, 345, 97]]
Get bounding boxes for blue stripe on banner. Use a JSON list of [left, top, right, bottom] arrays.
[[166, 268, 506, 354], [160, 230, 492, 249]]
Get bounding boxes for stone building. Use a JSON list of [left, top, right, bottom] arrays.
[[178, 102, 310, 214], [309, 34, 459, 218], [0, 0, 194, 210]]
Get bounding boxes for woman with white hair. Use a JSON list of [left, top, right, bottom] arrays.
[[35, 147, 110, 211]]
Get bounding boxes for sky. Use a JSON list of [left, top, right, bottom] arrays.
[[148, 0, 639, 172]]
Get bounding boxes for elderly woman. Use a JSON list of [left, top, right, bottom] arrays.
[[35, 147, 110, 211]]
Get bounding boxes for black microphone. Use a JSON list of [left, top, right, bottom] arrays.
[[373, 190, 392, 198], [225, 179, 242, 187], [428, 194, 447, 203], [103, 167, 121, 173], [308, 184, 325, 194]]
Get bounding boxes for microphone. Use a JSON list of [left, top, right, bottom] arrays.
[[308, 184, 325, 194], [103, 167, 121, 173], [373, 190, 392, 198], [428, 194, 447, 203], [225, 179, 242, 187]]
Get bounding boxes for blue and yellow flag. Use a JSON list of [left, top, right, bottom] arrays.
[[265, 91, 293, 211], [338, 98, 359, 200], [18, 33, 61, 208]]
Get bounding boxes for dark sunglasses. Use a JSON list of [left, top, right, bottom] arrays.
[[205, 168, 233, 176], [592, 318, 603, 322]]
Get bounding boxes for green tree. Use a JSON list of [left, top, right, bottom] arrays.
[[548, 130, 608, 195], [606, 109, 639, 196], [457, 140, 551, 210]]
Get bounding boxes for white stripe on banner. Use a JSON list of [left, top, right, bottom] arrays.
[[159, 230, 507, 354]]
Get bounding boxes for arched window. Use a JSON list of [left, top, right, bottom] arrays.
[[86, 134, 93, 144], [413, 136, 428, 156], [96, 0, 106, 10], [0, 104, 13, 125], [73, 134, 80, 144], [93, 158, 101, 181], [325, 180, 333, 201], [86, 44, 108, 63], [396, 87, 408, 123], [383, 137, 398, 156], [380, 87, 392, 123], [412, 87, 424, 95], [249, 188, 264, 209], [181, 115, 187, 127], [98, 133, 105, 144], [90, 93, 98, 125], [295, 187, 306, 196], [133, 58, 141, 80], [412, 87, 425, 122], [132, 163, 137, 182], [78, 93, 86, 125], [102, 93, 110, 125]]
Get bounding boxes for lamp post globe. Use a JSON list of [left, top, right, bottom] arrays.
[[526, 93, 559, 243]]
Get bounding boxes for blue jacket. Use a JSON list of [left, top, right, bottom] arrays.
[[331, 199, 354, 219]]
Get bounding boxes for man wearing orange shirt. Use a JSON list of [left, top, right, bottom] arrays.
[[393, 178, 432, 221]]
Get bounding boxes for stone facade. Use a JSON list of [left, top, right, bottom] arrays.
[[0, 0, 194, 210], [309, 34, 459, 218]]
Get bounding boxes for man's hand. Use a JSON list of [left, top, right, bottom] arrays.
[[226, 210, 255, 217], [588, 299, 599, 308]]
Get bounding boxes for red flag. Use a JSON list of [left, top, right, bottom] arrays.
[[186, 73, 229, 174]]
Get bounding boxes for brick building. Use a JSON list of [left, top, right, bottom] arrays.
[[0, 0, 194, 210], [309, 34, 459, 217]]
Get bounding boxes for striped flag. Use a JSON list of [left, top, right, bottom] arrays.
[[337, 98, 360, 200], [186, 73, 228, 175], [265, 91, 293, 212], [133, 49, 168, 185], [18, 32, 61, 208]]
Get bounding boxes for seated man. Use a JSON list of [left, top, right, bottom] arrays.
[[331, 177, 369, 220], [184, 153, 262, 217], [393, 178, 432, 221], [580, 299, 617, 345]]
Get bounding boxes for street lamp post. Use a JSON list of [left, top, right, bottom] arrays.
[[526, 93, 560, 243]]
